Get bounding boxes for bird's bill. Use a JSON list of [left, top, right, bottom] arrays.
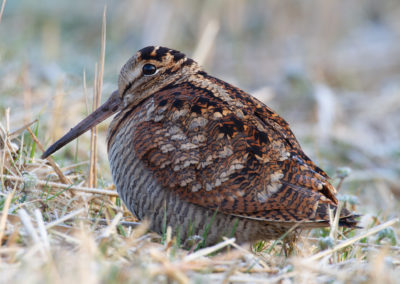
[[41, 90, 121, 159]]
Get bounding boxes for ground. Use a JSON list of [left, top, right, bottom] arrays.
[[1, 1, 400, 283]]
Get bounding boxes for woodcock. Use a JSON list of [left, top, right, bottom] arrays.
[[43, 46, 358, 246]]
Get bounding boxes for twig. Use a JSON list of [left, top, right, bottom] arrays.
[[41, 160, 89, 175], [46, 208, 85, 229], [34, 209, 50, 251], [329, 202, 343, 263], [26, 127, 71, 185], [3, 174, 118, 196], [89, 6, 107, 188], [9, 119, 38, 139], [0, 182, 17, 244], [197, 272, 297, 283], [5, 211, 138, 232], [60, 161, 89, 171], [307, 218, 399, 261], [306, 237, 400, 251], [18, 209, 40, 244], [88, 64, 98, 188], [1, 110, 23, 178], [98, 212, 122, 239], [50, 229, 81, 245], [184, 238, 235, 262]]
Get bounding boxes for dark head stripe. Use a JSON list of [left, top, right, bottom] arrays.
[[155, 47, 171, 61], [181, 58, 194, 67], [170, 49, 185, 62], [139, 46, 188, 63], [138, 46, 157, 60]]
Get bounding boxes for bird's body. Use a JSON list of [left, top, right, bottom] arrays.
[[43, 46, 357, 246], [107, 80, 291, 245]]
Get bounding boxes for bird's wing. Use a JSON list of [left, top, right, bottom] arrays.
[[129, 80, 345, 223]]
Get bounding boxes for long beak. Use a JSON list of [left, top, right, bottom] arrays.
[[42, 90, 121, 159]]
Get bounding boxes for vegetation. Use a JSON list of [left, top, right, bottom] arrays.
[[1, 1, 399, 283]]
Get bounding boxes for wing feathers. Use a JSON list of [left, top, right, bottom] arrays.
[[129, 80, 350, 224]]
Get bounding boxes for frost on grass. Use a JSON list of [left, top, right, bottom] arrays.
[[0, 111, 399, 283], [1, 1, 400, 281]]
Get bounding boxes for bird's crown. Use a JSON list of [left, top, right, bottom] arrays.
[[118, 46, 201, 107]]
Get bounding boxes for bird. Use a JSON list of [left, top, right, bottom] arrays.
[[42, 46, 358, 246]]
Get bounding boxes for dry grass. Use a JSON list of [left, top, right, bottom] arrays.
[[1, 1, 400, 283], [0, 146, 398, 284]]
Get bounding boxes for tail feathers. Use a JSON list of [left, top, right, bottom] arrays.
[[337, 209, 361, 228], [339, 214, 361, 228], [239, 202, 360, 229], [315, 203, 360, 228]]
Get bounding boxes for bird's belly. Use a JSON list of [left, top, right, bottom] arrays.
[[107, 108, 285, 245]]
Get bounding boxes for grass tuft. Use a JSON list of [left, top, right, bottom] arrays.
[[1, 2, 400, 282]]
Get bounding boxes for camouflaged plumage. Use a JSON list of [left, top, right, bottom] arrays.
[[43, 46, 358, 245], [109, 46, 357, 228]]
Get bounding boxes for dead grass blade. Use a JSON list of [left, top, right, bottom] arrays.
[[222, 237, 272, 271], [149, 248, 190, 284], [0, 0, 6, 23], [34, 209, 50, 252], [184, 238, 235, 262], [0, 182, 17, 244], [88, 6, 106, 188], [88, 64, 98, 188], [45, 208, 85, 229], [193, 19, 219, 65], [9, 119, 38, 139], [2, 174, 118, 196], [98, 212, 122, 239], [307, 218, 399, 261], [1, 109, 23, 181], [18, 208, 41, 244], [26, 127, 71, 184]]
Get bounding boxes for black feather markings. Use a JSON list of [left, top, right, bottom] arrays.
[[139, 46, 188, 63]]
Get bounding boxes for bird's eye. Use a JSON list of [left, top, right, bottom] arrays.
[[142, 64, 157, 75]]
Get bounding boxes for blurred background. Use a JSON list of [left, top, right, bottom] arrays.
[[1, 0, 399, 221]]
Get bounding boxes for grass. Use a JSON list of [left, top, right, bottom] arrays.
[[1, 81, 399, 284], [1, 1, 400, 283]]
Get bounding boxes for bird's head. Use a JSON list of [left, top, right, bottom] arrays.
[[119, 46, 200, 108], [42, 46, 198, 158]]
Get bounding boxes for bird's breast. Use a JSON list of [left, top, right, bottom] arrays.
[[107, 97, 158, 216]]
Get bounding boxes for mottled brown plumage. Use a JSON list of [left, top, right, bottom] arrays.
[[43, 46, 358, 246]]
